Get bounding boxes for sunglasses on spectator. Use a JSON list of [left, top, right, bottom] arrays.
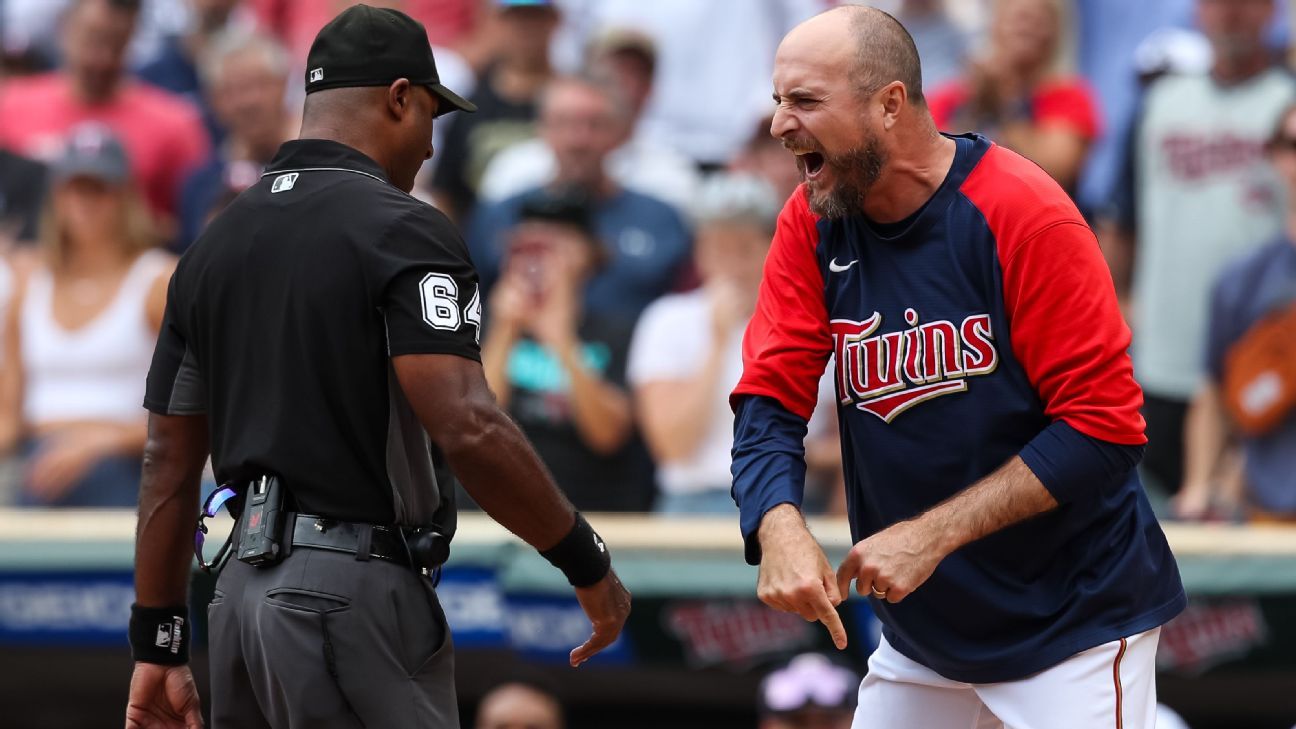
[[760, 654, 858, 714]]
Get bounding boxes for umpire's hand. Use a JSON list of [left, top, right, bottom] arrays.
[[125, 663, 204, 729], [570, 568, 632, 667], [754, 504, 848, 650]]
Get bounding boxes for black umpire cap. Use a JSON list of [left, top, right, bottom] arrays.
[[304, 4, 476, 117]]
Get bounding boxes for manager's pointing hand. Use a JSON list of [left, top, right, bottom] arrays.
[[755, 504, 848, 650]]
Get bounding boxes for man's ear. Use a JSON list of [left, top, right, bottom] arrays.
[[387, 78, 413, 121], [878, 81, 907, 131]]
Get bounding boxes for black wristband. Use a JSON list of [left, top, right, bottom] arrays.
[[540, 512, 611, 588], [129, 604, 190, 665]]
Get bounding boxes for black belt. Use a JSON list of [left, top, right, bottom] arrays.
[[290, 514, 410, 565]]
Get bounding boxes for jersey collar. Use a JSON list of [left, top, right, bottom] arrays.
[[263, 139, 392, 185], [855, 133, 991, 243]]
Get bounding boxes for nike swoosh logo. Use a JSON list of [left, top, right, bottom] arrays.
[[829, 258, 858, 273]]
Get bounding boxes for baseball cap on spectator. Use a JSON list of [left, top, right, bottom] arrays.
[[514, 187, 607, 270], [1133, 27, 1213, 81], [690, 173, 780, 230], [588, 27, 657, 70], [758, 653, 860, 717], [304, 4, 475, 117], [51, 123, 131, 184], [517, 187, 597, 241]]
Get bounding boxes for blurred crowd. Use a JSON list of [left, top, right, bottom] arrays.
[[0, 0, 1292, 527], [467, 654, 862, 729], [465, 652, 1199, 729]]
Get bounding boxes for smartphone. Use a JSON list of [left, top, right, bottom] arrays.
[[507, 233, 554, 305]]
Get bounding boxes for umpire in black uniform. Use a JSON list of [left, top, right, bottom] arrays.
[[124, 6, 631, 728]]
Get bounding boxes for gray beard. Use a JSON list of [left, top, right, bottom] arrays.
[[805, 138, 886, 219]]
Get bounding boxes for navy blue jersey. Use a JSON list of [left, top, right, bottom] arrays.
[[731, 134, 1185, 683]]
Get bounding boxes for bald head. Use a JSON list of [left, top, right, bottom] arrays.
[[846, 6, 924, 103], [475, 683, 563, 729], [784, 5, 924, 105], [772, 5, 944, 221]]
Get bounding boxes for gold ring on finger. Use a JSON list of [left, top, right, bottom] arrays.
[[871, 586, 888, 598]]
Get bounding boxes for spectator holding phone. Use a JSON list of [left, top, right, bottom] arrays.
[[467, 74, 692, 322], [481, 188, 653, 511]]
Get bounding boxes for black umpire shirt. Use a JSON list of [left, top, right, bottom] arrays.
[[144, 139, 482, 526]]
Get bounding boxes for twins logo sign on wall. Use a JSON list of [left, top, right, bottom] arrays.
[[831, 309, 998, 422]]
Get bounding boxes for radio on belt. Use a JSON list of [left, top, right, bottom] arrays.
[[237, 475, 287, 566]]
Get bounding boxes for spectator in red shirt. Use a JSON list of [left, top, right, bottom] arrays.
[[0, 0, 209, 228], [248, 0, 482, 64], [926, 0, 1100, 193]]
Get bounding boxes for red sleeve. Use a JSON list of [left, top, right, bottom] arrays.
[[926, 80, 968, 131], [730, 186, 832, 421], [963, 147, 1145, 445], [1032, 79, 1102, 142]]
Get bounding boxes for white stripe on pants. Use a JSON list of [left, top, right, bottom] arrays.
[[853, 628, 1160, 729]]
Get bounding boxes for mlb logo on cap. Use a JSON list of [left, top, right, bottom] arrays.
[[310, 68, 324, 83]]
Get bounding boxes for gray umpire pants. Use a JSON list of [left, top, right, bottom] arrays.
[[208, 547, 457, 728]]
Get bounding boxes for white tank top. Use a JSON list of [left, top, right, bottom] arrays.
[[20, 250, 168, 426]]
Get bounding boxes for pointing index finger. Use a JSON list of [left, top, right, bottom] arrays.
[[814, 592, 848, 650]]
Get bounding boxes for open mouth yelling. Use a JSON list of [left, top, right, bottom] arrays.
[[797, 151, 826, 181]]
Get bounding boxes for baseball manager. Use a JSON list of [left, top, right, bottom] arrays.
[[732, 7, 1184, 728]]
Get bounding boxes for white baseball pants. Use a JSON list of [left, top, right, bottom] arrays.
[[853, 628, 1161, 729]]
